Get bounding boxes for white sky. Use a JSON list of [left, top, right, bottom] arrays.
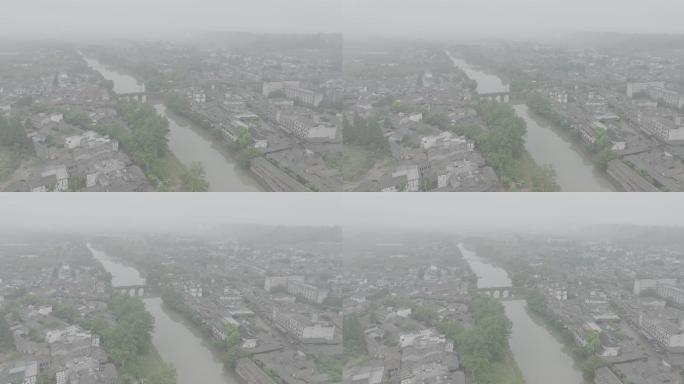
[[1, 193, 683, 234], [1, 0, 683, 40]]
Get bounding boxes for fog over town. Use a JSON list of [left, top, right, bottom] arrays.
[[3, 0, 684, 39], [3, 2, 684, 384], [3, 194, 684, 384], [2, 193, 684, 233]]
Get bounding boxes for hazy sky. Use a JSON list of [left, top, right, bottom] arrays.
[[2, 0, 683, 40], [1, 193, 683, 234]]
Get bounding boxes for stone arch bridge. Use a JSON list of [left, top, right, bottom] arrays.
[[117, 92, 147, 103], [479, 92, 510, 103], [478, 286, 519, 300], [113, 284, 147, 297]]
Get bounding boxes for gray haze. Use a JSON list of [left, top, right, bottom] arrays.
[[2, 193, 684, 234], [2, 0, 683, 40]]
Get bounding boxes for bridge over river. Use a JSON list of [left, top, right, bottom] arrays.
[[113, 284, 147, 297], [459, 243, 583, 384], [478, 285, 522, 300]]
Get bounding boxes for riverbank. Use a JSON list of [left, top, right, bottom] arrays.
[[460, 243, 584, 384], [159, 104, 267, 192], [492, 351, 526, 384], [447, 51, 617, 192], [162, 96, 312, 192], [523, 97, 618, 191], [449, 103, 560, 191], [89, 243, 241, 384], [83, 54, 264, 192], [145, 296, 244, 384], [526, 292, 607, 382]]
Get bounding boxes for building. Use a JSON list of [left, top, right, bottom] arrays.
[[286, 280, 329, 305], [235, 358, 277, 384], [637, 113, 684, 142], [627, 81, 666, 97], [343, 363, 385, 384], [0, 361, 38, 384], [594, 367, 623, 384], [264, 275, 305, 292], [271, 309, 335, 343], [275, 111, 338, 142], [656, 283, 684, 306], [627, 81, 684, 109], [633, 279, 676, 295], [262, 81, 300, 97], [262, 81, 323, 107], [639, 312, 684, 351], [284, 86, 323, 107]]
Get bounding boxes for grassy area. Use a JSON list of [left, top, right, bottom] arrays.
[[490, 351, 526, 384]]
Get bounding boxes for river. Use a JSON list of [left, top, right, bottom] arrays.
[[459, 243, 583, 384], [447, 53, 615, 192], [88, 243, 241, 384], [83, 56, 263, 192]]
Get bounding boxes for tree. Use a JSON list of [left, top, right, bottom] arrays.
[[237, 127, 253, 149], [0, 116, 33, 154], [593, 148, 616, 171], [420, 177, 434, 192], [581, 356, 607, 381], [69, 175, 85, 192], [101, 296, 155, 370], [424, 111, 449, 130], [0, 312, 15, 352], [225, 323, 241, 348], [63, 110, 92, 130], [343, 113, 390, 156], [53, 303, 80, 323], [180, 162, 209, 192], [343, 314, 367, 355], [144, 361, 177, 384], [585, 330, 602, 355]]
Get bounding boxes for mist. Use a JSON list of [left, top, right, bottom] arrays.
[[2, 193, 684, 235], [2, 0, 683, 41]]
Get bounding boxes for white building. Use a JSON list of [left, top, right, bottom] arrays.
[[286, 280, 329, 305], [264, 275, 305, 292], [272, 309, 335, 342], [656, 283, 684, 306], [639, 312, 684, 350], [633, 278, 677, 295]]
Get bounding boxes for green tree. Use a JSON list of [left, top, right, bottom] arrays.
[[581, 356, 607, 381], [0, 116, 33, 154], [63, 110, 92, 130], [237, 127, 253, 149], [0, 312, 15, 352], [343, 314, 367, 356], [585, 330, 602, 355], [225, 323, 241, 349], [180, 162, 209, 192], [53, 303, 80, 323]]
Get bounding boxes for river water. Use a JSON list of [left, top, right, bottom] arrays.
[[83, 56, 263, 192], [88, 244, 240, 384], [447, 53, 615, 192], [459, 244, 583, 384]]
